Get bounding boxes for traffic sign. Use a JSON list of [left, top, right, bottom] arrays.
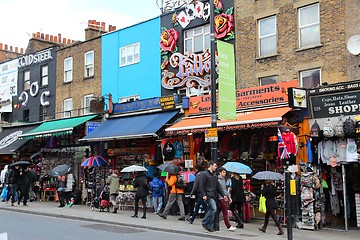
[[205, 128, 218, 142]]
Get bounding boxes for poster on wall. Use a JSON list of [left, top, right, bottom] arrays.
[[0, 59, 18, 96]]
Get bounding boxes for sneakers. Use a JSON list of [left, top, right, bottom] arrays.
[[227, 226, 237, 231]]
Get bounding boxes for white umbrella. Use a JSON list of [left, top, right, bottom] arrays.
[[252, 171, 284, 180], [120, 165, 147, 173]]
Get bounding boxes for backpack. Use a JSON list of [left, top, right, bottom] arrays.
[[343, 117, 356, 138], [310, 120, 320, 138], [334, 117, 344, 137], [355, 115, 360, 137], [175, 175, 186, 189], [322, 119, 335, 138]]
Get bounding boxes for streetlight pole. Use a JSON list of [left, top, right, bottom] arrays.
[[210, 0, 218, 165]]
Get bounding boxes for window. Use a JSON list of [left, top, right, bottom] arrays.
[[119, 43, 140, 67], [300, 68, 321, 88], [41, 65, 48, 86], [63, 98, 73, 118], [64, 57, 73, 82], [258, 16, 277, 57], [24, 70, 30, 91], [298, 3, 320, 48], [83, 94, 93, 115], [84, 51, 94, 77], [23, 110, 29, 122], [260, 76, 278, 86], [39, 105, 48, 121], [184, 25, 210, 53]]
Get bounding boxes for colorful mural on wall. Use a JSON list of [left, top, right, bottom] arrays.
[[160, 0, 235, 97]]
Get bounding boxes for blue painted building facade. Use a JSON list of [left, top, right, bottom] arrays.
[[102, 17, 161, 103]]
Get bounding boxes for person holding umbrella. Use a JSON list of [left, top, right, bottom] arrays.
[[158, 166, 186, 221], [132, 171, 150, 219], [258, 180, 284, 235], [56, 175, 67, 207], [17, 166, 32, 206]]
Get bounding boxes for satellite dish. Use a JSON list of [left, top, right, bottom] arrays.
[[347, 35, 360, 55]]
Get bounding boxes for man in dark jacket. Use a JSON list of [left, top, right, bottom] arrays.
[[17, 166, 32, 206], [132, 171, 150, 219], [5, 165, 20, 206], [198, 161, 227, 232]]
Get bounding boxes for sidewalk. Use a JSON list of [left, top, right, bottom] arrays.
[[0, 201, 358, 240]]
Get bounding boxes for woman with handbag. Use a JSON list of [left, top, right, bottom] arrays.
[[258, 180, 284, 235]]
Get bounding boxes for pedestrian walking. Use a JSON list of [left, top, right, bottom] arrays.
[[106, 169, 120, 213], [158, 172, 186, 221], [65, 172, 75, 207], [0, 165, 8, 202], [258, 180, 284, 235], [150, 172, 165, 214], [187, 163, 207, 224], [17, 166, 32, 206], [229, 173, 245, 228], [132, 171, 150, 219], [198, 161, 227, 232], [56, 175, 67, 207], [5, 165, 20, 206], [217, 167, 237, 231]]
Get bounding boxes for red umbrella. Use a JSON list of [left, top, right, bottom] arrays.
[[81, 155, 109, 167]]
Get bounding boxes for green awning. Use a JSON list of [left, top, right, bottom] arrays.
[[19, 114, 98, 139]]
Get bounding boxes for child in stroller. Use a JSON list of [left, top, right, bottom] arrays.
[[91, 186, 112, 212]]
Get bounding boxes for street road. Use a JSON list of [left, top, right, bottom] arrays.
[[0, 210, 208, 240]]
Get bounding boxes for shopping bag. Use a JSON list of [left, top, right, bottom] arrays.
[[258, 194, 267, 213], [0, 186, 8, 199]]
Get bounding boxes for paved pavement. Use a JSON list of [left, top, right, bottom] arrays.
[[0, 201, 358, 240]]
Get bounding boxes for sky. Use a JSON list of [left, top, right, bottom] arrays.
[[0, 0, 162, 50]]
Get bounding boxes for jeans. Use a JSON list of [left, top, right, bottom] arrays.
[[152, 196, 163, 212], [202, 198, 217, 230], [190, 198, 207, 220], [6, 184, 17, 204]]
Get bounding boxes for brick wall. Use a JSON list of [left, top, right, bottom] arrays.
[[56, 37, 102, 118], [234, 0, 351, 88]]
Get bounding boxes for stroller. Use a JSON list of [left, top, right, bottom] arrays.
[[91, 186, 112, 212]]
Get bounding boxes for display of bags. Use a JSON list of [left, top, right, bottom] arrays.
[[258, 194, 267, 213], [343, 117, 356, 138], [323, 119, 335, 138]]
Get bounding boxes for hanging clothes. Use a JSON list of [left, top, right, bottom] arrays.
[[306, 139, 313, 163], [173, 140, 183, 159], [163, 141, 175, 160], [281, 130, 298, 155]]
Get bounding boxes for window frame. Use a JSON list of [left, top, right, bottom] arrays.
[[184, 24, 210, 53], [63, 98, 73, 118], [299, 68, 321, 88], [64, 57, 73, 83], [119, 43, 140, 67], [24, 70, 30, 91], [84, 51, 94, 78], [258, 15, 277, 57], [298, 3, 320, 48], [41, 65, 48, 86], [83, 94, 94, 115], [259, 75, 278, 86]]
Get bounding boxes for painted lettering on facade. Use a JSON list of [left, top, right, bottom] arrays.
[[18, 48, 53, 68]]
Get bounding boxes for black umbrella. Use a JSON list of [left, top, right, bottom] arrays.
[[158, 163, 180, 175], [10, 160, 30, 167], [157, 163, 172, 171], [50, 164, 71, 177]]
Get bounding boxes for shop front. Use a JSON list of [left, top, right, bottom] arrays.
[[17, 114, 99, 202], [165, 80, 305, 221], [308, 80, 360, 229]]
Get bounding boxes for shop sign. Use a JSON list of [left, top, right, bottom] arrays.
[[166, 120, 280, 135], [0, 59, 18, 96], [309, 90, 360, 118], [160, 95, 175, 110], [107, 147, 149, 156], [18, 48, 53, 68], [308, 80, 360, 95], [113, 96, 179, 114], [288, 88, 307, 108], [0, 95, 12, 112], [0, 130, 22, 150], [189, 80, 297, 114], [86, 121, 102, 135], [205, 128, 218, 142]]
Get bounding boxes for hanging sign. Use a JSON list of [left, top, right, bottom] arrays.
[[205, 128, 218, 142]]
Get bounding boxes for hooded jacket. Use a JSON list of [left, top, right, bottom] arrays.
[[106, 173, 120, 195], [0, 165, 8, 184]]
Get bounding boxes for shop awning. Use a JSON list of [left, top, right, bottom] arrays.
[[165, 107, 292, 135], [19, 114, 98, 139], [0, 124, 39, 154], [80, 111, 178, 142]]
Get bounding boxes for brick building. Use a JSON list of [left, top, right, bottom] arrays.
[[0, 44, 23, 63], [55, 20, 116, 118], [234, 0, 359, 88]]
